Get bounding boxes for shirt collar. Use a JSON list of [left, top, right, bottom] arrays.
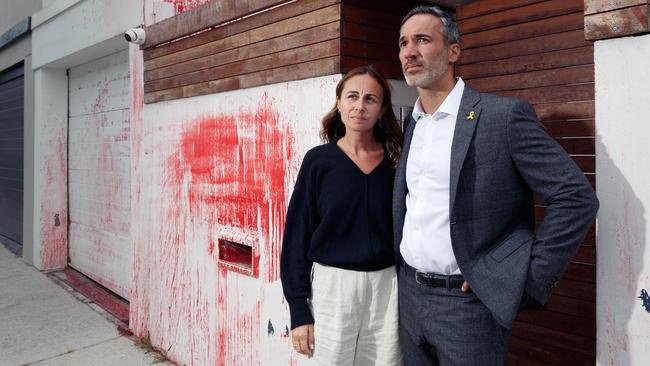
[[412, 78, 465, 122]]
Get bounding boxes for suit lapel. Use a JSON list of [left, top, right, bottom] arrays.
[[393, 115, 416, 243], [449, 87, 481, 211]]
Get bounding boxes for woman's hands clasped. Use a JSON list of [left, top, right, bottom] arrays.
[[291, 324, 315, 357]]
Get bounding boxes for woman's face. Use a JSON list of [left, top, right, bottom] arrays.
[[336, 74, 386, 136]]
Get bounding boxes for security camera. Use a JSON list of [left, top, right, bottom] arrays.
[[124, 28, 146, 45]]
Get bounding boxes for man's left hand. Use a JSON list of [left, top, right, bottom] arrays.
[[461, 281, 471, 292]]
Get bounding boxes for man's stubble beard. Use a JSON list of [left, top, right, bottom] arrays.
[[403, 48, 449, 88]]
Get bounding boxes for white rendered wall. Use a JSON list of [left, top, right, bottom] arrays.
[[31, 0, 144, 69], [31, 67, 68, 269], [596, 34, 650, 365], [130, 73, 416, 365]]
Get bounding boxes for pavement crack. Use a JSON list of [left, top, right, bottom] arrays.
[[20, 336, 122, 365]]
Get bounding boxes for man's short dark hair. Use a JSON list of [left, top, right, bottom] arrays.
[[401, 5, 461, 45]]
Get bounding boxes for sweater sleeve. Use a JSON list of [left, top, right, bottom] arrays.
[[280, 151, 320, 329]]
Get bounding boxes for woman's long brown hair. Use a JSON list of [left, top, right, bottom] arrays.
[[320, 65, 403, 167]]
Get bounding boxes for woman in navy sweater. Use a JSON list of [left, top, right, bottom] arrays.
[[281, 65, 403, 365]]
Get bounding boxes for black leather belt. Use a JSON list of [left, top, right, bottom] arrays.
[[403, 262, 465, 290]]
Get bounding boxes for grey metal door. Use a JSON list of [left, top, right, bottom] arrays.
[[0, 63, 24, 248]]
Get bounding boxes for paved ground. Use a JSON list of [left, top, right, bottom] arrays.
[[0, 244, 174, 366]]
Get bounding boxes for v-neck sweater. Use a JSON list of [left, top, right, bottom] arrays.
[[280, 141, 396, 329]]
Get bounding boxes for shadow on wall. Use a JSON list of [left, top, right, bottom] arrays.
[[597, 141, 646, 366]]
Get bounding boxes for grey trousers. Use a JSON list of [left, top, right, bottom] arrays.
[[398, 264, 511, 366]]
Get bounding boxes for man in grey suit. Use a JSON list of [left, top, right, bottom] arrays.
[[393, 5, 598, 365]]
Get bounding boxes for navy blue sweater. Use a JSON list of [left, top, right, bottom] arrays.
[[280, 142, 395, 329]]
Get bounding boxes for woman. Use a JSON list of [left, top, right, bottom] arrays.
[[280, 65, 403, 365]]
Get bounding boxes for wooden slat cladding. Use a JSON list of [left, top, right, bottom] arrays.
[[145, 56, 340, 103], [458, 0, 584, 34], [143, 0, 434, 103], [338, 1, 422, 79], [141, 0, 288, 49], [144, 5, 342, 75], [584, 4, 650, 40], [143, 0, 340, 61], [456, 1, 596, 364], [144, 1, 342, 103], [585, 0, 647, 15], [456, 0, 546, 20]]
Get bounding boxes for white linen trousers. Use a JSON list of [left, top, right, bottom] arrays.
[[309, 263, 403, 366]]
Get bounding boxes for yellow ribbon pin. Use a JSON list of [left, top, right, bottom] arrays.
[[467, 111, 475, 120]]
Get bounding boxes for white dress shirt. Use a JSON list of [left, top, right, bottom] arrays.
[[400, 78, 465, 274]]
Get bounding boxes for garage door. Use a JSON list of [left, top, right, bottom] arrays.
[[68, 50, 131, 299], [0, 64, 24, 250]]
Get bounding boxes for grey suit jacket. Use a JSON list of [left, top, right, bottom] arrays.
[[393, 85, 598, 328]]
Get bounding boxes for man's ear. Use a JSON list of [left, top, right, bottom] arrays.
[[448, 43, 461, 64]]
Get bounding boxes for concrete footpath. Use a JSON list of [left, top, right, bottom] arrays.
[[0, 245, 174, 366]]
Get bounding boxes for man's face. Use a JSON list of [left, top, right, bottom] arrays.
[[398, 14, 456, 88]]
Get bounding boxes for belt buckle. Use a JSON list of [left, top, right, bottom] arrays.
[[415, 270, 428, 286]]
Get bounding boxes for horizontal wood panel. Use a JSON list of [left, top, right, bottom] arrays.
[[459, 30, 591, 65], [340, 56, 403, 79], [458, 46, 593, 80], [584, 4, 650, 40], [341, 4, 402, 30], [145, 56, 340, 103], [584, 0, 647, 15], [546, 294, 596, 319], [141, 0, 288, 49], [564, 262, 595, 283], [341, 21, 398, 47], [573, 244, 596, 265], [512, 320, 596, 355], [570, 156, 595, 172], [462, 12, 584, 49], [340, 0, 421, 15], [146, 20, 341, 84], [341, 38, 398, 62], [556, 137, 595, 155], [493, 83, 594, 106], [145, 38, 340, 93], [458, 0, 584, 34], [144, 5, 341, 73], [509, 336, 594, 366], [456, 0, 545, 20], [466, 65, 594, 92], [542, 119, 595, 139], [143, 0, 340, 61], [536, 101, 595, 122], [516, 309, 595, 338], [553, 278, 596, 303]]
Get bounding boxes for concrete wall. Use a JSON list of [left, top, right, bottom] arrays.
[[32, 0, 144, 69], [596, 34, 650, 365], [129, 64, 416, 364], [0, 0, 41, 35]]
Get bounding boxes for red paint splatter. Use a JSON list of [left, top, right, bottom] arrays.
[[40, 138, 68, 269], [158, 96, 295, 365], [177, 96, 294, 281], [129, 44, 149, 337], [163, 0, 212, 14]]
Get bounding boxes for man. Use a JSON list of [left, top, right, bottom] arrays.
[[393, 5, 598, 365]]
